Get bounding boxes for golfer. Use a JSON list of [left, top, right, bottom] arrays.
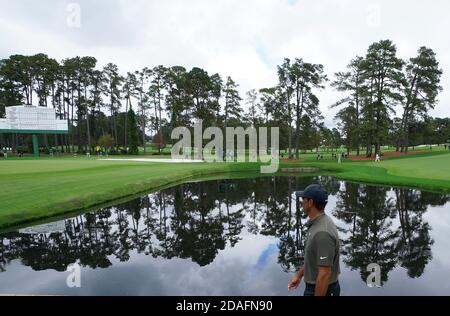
[[288, 184, 341, 296]]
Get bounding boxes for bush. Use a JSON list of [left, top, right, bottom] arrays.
[[98, 134, 114, 151]]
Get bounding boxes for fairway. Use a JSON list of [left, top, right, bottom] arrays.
[[0, 158, 260, 228], [1, 152, 450, 229], [376, 153, 450, 181]]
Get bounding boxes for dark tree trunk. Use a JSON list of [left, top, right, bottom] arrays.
[[355, 88, 360, 156], [124, 97, 129, 150], [287, 91, 292, 159], [142, 112, 146, 155], [71, 90, 75, 153], [158, 97, 162, 154], [84, 86, 91, 153], [295, 87, 303, 160]]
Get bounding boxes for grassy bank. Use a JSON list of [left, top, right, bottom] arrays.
[[0, 159, 262, 229], [0, 151, 449, 229], [306, 154, 450, 193]]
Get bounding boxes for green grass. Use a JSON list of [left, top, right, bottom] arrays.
[[288, 150, 450, 193], [0, 158, 266, 229], [0, 150, 449, 230], [371, 154, 450, 180], [286, 145, 449, 160], [315, 156, 450, 193]]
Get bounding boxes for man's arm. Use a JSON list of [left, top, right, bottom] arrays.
[[315, 266, 332, 296], [288, 266, 304, 291]]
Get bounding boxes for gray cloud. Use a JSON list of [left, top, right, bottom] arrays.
[[0, 0, 449, 127]]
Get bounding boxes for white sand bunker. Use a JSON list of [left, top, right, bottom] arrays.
[[99, 158, 204, 163]]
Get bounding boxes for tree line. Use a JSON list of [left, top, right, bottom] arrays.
[[0, 39, 448, 157]]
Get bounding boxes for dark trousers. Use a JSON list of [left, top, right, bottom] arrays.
[[304, 281, 340, 296]]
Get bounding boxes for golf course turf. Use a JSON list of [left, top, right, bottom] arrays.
[[0, 151, 449, 230]]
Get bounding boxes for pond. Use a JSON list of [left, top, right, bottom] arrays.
[[0, 176, 449, 296]]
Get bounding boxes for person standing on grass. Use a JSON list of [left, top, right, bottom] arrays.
[[375, 153, 381, 162], [288, 184, 341, 296]]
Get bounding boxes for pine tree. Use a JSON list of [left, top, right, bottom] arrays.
[[127, 106, 139, 155], [223, 77, 242, 127]]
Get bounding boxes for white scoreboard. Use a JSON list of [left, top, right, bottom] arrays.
[[0, 105, 68, 132]]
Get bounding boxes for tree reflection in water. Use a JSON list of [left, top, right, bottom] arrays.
[[0, 177, 448, 286]]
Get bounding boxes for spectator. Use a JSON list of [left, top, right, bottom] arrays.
[[375, 153, 381, 162]]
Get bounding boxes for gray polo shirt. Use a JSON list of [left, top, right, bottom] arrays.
[[303, 213, 340, 285]]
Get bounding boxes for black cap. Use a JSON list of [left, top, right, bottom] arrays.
[[295, 184, 328, 204]]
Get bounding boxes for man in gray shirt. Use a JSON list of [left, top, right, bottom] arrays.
[[288, 184, 341, 296]]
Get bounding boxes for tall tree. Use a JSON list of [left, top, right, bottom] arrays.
[[0, 57, 24, 108], [62, 57, 79, 152], [361, 40, 404, 156], [164, 66, 189, 128], [210, 73, 223, 123], [122, 72, 138, 150], [399, 47, 443, 152], [335, 106, 357, 155], [244, 89, 259, 127], [259, 88, 276, 123], [136, 68, 152, 154], [103, 63, 123, 149], [127, 107, 139, 155], [80, 56, 97, 152], [332, 57, 364, 155], [7, 55, 34, 105], [31, 54, 60, 107], [89, 69, 106, 143], [277, 59, 294, 158], [434, 118, 450, 146], [148, 66, 167, 152], [289, 58, 327, 159], [223, 77, 242, 127], [186, 67, 218, 125]]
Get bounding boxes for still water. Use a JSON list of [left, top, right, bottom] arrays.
[[0, 176, 449, 296]]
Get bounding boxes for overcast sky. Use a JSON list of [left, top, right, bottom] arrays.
[[1, 0, 449, 127]]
